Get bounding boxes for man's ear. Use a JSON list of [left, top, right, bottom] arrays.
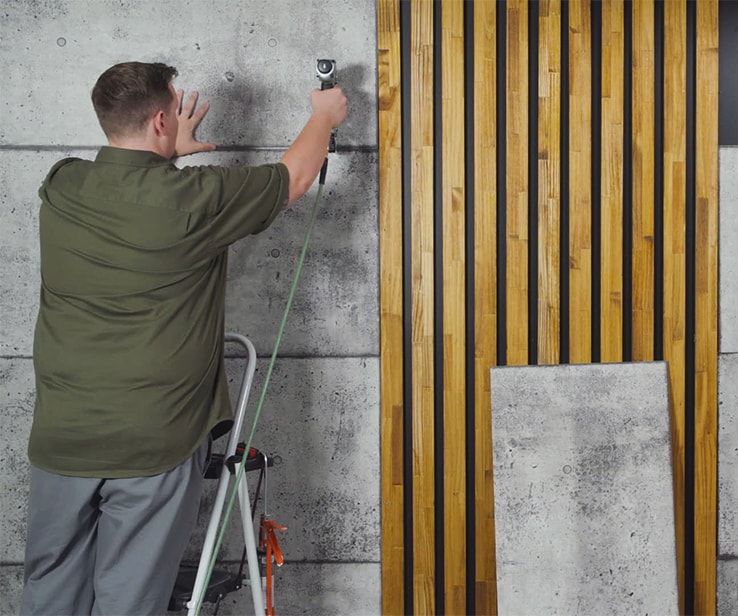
[[152, 110, 167, 137]]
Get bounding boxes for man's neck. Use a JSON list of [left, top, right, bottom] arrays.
[[107, 135, 170, 159]]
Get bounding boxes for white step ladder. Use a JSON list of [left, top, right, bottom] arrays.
[[169, 333, 268, 615]]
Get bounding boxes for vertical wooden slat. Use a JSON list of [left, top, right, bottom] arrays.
[[568, 0, 592, 364], [441, 0, 466, 612], [410, 1, 435, 612], [473, 1, 498, 612], [506, 0, 529, 366], [600, 0, 624, 363], [663, 0, 687, 609], [631, 0, 655, 361], [537, 0, 561, 366], [694, 1, 719, 612], [378, 1, 404, 614]]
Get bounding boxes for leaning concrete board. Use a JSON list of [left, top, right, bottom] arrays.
[[491, 361, 678, 615]]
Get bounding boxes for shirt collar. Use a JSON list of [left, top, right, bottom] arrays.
[[95, 146, 173, 168]]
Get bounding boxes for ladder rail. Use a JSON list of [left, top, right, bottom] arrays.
[[186, 333, 264, 616]]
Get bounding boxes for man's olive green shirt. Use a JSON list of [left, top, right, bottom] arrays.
[[30, 146, 289, 478]]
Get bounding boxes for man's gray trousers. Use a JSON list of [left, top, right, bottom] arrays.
[[21, 438, 209, 615]]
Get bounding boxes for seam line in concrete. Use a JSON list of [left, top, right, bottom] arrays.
[[0, 145, 378, 153], [2, 354, 378, 360], [223, 353, 379, 359], [209, 559, 381, 565]]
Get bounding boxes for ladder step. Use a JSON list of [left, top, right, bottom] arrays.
[[204, 445, 274, 479], [168, 565, 245, 611]]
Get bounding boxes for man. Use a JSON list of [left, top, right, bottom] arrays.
[[21, 61, 347, 615]]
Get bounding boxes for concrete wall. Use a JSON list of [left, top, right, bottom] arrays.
[[719, 148, 738, 616], [0, 1, 379, 614], [2, 2, 738, 615]]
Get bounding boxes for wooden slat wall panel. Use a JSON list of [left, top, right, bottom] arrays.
[[441, 1, 466, 612], [378, 1, 720, 612], [694, 1, 719, 613], [410, 1, 435, 612], [473, 1, 498, 612], [568, 0, 592, 364], [600, 0, 624, 363], [506, 0, 529, 366], [632, 0, 655, 361], [537, 0, 561, 366], [377, 1, 404, 614], [663, 0, 687, 610]]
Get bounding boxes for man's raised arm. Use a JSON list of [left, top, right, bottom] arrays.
[[280, 86, 347, 205]]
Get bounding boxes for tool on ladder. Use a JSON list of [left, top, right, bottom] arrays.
[[258, 462, 287, 616]]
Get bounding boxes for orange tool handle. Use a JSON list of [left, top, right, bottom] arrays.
[[260, 517, 287, 615]]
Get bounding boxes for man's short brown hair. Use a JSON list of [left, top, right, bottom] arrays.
[[91, 62, 178, 140]]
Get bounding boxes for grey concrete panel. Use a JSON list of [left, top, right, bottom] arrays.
[[720, 148, 738, 353], [0, 1, 376, 149], [0, 561, 380, 615], [719, 355, 738, 556], [197, 562, 380, 616], [718, 559, 738, 616], [0, 359, 34, 565], [0, 566, 24, 614], [0, 149, 62, 356], [0, 149, 377, 357], [720, 148, 738, 616], [184, 355, 380, 564], [0, 355, 379, 605], [1, 2, 379, 613], [491, 361, 678, 616], [220, 151, 379, 357]]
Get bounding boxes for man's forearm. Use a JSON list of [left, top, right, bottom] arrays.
[[280, 111, 334, 205]]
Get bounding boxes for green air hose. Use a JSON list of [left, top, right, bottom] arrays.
[[193, 165, 328, 615]]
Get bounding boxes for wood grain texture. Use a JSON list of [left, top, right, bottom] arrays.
[[377, 1, 405, 614], [568, 0, 592, 364], [506, 0, 529, 366], [600, 0, 624, 363], [662, 0, 687, 609], [694, 0, 719, 612], [410, 1, 435, 612], [376, 2, 720, 612], [537, 0, 561, 366], [441, 1, 466, 613], [631, 0, 655, 361], [473, 1, 498, 612]]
